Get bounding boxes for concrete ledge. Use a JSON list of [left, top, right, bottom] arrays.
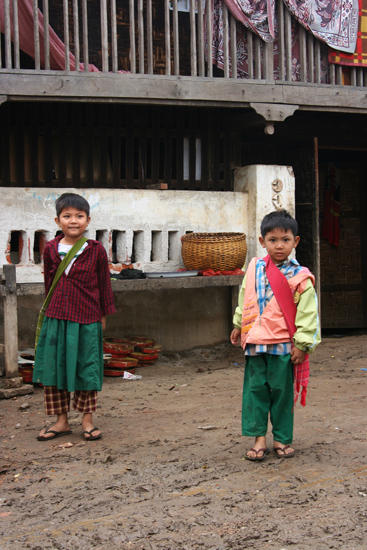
[[1, 274, 244, 297]]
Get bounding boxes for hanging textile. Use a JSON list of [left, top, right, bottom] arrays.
[[224, 0, 276, 42], [322, 162, 341, 247], [328, 0, 367, 67], [283, 0, 359, 54], [0, 0, 99, 71], [208, 0, 330, 81]]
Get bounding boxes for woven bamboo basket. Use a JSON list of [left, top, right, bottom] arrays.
[[181, 232, 247, 271]]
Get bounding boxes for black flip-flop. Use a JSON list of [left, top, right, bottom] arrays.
[[37, 428, 72, 441], [274, 445, 295, 458], [245, 447, 269, 462], [83, 427, 102, 441]]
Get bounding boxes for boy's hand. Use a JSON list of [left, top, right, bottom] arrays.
[[230, 328, 241, 346], [291, 347, 306, 364], [101, 316, 106, 331]]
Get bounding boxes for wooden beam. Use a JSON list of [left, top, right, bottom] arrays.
[[1, 73, 367, 112]]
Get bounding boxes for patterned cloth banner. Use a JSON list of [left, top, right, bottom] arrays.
[[224, 0, 276, 42], [283, 0, 359, 53], [211, 0, 359, 53], [328, 0, 367, 66], [208, 0, 330, 81]]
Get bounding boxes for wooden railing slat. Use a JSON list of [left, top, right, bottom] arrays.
[[307, 34, 314, 83], [63, 0, 70, 72], [111, 0, 118, 72], [357, 68, 364, 87], [206, 0, 213, 77], [82, 0, 89, 71], [138, 0, 145, 74], [336, 64, 343, 85], [247, 31, 253, 79], [230, 13, 237, 78], [329, 63, 336, 85], [263, 41, 274, 81], [222, 2, 229, 78], [164, 0, 171, 76], [147, 0, 153, 74], [172, 0, 180, 75], [72, 0, 80, 71], [100, 0, 109, 72], [254, 35, 261, 79], [299, 26, 307, 82], [4, 0, 12, 68], [190, 0, 197, 76], [12, 0, 20, 69], [285, 8, 292, 81], [129, 0, 136, 73], [314, 40, 321, 84], [351, 67, 357, 87], [32, 0, 40, 70], [198, 0, 205, 77], [278, 0, 285, 81], [42, 0, 50, 70]]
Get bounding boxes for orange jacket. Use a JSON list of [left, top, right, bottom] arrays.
[[240, 258, 316, 349]]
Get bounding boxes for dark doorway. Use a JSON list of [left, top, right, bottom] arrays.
[[318, 150, 367, 329]]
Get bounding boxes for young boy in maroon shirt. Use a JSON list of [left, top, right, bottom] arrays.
[[33, 193, 116, 441]]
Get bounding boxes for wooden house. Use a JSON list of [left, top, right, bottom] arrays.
[[0, 0, 366, 356]]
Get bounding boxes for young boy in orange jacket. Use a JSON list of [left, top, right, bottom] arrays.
[[231, 210, 320, 461]]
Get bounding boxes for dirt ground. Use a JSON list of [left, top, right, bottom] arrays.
[[1, 334, 367, 550]]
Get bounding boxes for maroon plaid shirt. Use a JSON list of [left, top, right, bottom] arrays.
[[44, 235, 116, 324]]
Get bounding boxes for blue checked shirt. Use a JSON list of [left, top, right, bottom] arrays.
[[245, 258, 303, 356]]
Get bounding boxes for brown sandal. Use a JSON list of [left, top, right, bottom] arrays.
[[274, 444, 295, 458], [245, 447, 269, 462]]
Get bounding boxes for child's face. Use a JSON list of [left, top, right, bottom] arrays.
[[259, 228, 300, 264], [55, 207, 90, 243]]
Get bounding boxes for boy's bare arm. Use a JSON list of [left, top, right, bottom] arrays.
[[230, 328, 241, 346]]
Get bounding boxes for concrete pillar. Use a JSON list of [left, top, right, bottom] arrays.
[[234, 165, 295, 263]]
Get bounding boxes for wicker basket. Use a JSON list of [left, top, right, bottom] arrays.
[[181, 232, 247, 271]]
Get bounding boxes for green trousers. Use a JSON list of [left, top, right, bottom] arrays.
[[242, 353, 294, 444]]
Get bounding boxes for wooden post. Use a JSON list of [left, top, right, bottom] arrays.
[[3, 265, 19, 379], [313, 138, 321, 319]]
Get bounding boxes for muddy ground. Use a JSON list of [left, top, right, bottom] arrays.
[[1, 335, 367, 550]]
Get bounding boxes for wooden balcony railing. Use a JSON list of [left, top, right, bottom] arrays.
[[0, 0, 366, 87]]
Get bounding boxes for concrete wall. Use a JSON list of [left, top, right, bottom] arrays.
[[0, 167, 296, 351], [0, 188, 248, 282]]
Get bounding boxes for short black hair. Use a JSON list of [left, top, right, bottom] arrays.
[[55, 193, 90, 218], [260, 210, 298, 238]]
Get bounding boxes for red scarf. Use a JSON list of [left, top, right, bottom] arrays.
[[264, 255, 309, 406]]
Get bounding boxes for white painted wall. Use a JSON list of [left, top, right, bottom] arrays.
[[0, 166, 296, 284], [0, 188, 249, 282]]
